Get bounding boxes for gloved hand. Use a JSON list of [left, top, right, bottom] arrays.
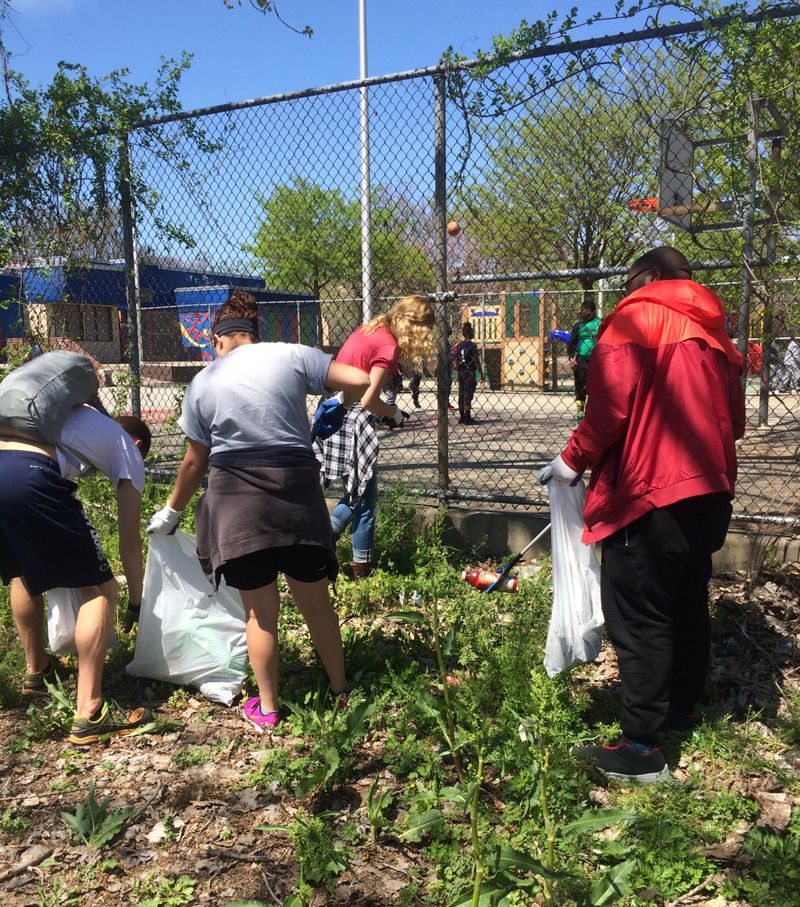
[[539, 453, 582, 486], [146, 503, 183, 535], [387, 404, 407, 427], [123, 602, 141, 633]]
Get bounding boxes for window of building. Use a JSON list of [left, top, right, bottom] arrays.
[[82, 304, 114, 341]]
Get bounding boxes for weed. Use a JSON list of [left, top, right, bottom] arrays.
[[720, 814, 800, 907], [1, 805, 30, 836], [50, 779, 77, 793], [132, 873, 196, 907], [37, 878, 82, 907], [778, 687, 800, 747], [258, 809, 349, 893], [373, 482, 421, 573], [25, 672, 75, 740], [172, 746, 214, 769], [285, 694, 375, 798], [166, 688, 191, 710], [247, 744, 312, 794], [60, 781, 135, 848], [59, 748, 89, 776], [4, 736, 31, 754], [366, 776, 395, 844], [159, 812, 181, 845]]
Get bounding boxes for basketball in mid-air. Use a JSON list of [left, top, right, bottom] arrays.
[[447, 220, 461, 236]]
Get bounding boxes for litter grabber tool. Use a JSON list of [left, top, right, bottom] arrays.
[[484, 523, 551, 593]]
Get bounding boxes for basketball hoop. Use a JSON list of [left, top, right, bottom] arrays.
[[627, 197, 732, 216], [627, 197, 659, 212]]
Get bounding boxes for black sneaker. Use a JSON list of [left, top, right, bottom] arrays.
[[571, 737, 670, 783], [666, 708, 701, 732]]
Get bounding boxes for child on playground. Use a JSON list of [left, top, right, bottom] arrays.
[[146, 289, 369, 732], [452, 322, 484, 424], [566, 300, 602, 423]]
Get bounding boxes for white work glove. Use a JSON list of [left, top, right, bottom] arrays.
[[388, 404, 406, 427], [146, 503, 184, 535], [539, 453, 582, 486]]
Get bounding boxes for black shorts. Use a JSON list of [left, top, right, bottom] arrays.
[[220, 544, 331, 590], [0, 451, 113, 596]]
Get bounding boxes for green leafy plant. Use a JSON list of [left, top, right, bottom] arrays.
[[285, 695, 375, 799], [366, 776, 395, 845], [172, 746, 215, 769], [36, 878, 82, 907], [258, 809, 349, 897], [132, 873, 196, 907], [1, 805, 30, 836], [60, 781, 135, 848], [25, 672, 75, 740]]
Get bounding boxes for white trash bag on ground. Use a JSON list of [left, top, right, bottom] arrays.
[[47, 587, 117, 655], [543, 479, 604, 677], [126, 530, 248, 706]]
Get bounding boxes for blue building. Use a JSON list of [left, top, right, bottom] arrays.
[[0, 261, 317, 365]]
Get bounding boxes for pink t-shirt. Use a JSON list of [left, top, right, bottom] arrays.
[[336, 324, 399, 373]]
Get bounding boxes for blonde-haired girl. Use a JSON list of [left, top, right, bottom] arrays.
[[317, 295, 435, 578]]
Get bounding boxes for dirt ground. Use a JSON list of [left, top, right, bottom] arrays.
[[1, 564, 799, 907]]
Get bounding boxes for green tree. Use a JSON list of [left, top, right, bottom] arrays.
[[460, 79, 662, 289], [244, 177, 435, 300], [244, 177, 356, 298], [0, 47, 218, 269]]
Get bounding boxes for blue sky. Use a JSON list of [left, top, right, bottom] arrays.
[[5, 0, 636, 107]]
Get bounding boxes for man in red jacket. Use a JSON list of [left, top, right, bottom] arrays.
[[540, 246, 745, 782]]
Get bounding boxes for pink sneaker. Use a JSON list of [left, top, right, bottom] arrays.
[[243, 697, 280, 733], [329, 686, 351, 710]]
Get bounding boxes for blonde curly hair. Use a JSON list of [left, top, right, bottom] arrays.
[[363, 295, 436, 369]]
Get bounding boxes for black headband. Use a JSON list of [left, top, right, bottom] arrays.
[[214, 317, 258, 337]]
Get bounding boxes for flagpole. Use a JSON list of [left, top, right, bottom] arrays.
[[358, 0, 374, 323]]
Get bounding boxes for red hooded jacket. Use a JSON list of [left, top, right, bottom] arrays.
[[562, 280, 745, 544]]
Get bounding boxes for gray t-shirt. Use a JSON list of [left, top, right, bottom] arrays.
[[178, 343, 333, 454]]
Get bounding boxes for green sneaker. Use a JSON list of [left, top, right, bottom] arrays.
[[69, 701, 152, 746], [22, 655, 69, 697]]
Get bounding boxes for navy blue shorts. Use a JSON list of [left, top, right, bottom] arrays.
[[0, 451, 113, 597], [221, 545, 331, 590]]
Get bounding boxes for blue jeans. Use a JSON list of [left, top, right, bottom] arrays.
[[329, 469, 378, 564]]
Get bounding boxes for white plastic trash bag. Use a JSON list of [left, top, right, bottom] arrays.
[[47, 587, 81, 654], [47, 587, 117, 655], [543, 479, 604, 677], [126, 530, 248, 706]]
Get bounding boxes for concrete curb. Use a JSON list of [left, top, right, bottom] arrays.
[[326, 496, 800, 572]]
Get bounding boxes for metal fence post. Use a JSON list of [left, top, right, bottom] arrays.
[[737, 95, 760, 388], [118, 133, 142, 417], [434, 71, 449, 504], [758, 115, 785, 426]]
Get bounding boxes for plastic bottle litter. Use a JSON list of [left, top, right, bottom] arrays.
[[461, 569, 519, 593]]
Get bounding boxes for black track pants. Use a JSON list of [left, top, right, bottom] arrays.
[[600, 493, 732, 744], [574, 357, 590, 403]]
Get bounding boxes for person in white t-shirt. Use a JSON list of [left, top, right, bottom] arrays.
[[56, 405, 151, 630], [1, 404, 151, 744]]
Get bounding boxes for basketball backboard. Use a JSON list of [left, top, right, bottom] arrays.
[[659, 114, 694, 231]]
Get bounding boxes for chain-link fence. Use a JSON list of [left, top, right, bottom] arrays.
[[2, 6, 798, 530]]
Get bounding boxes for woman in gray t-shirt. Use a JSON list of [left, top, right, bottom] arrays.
[[147, 289, 369, 733]]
